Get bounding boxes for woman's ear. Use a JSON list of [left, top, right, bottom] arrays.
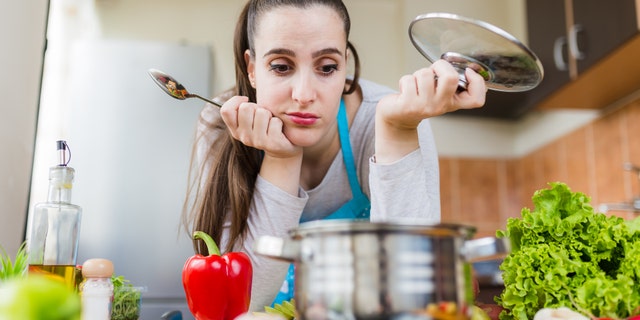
[[244, 49, 256, 88]]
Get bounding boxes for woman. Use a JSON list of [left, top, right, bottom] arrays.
[[183, 0, 486, 311]]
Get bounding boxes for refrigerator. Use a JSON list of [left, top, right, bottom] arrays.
[[29, 39, 211, 319]]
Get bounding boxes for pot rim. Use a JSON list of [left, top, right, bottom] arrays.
[[289, 219, 476, 238]]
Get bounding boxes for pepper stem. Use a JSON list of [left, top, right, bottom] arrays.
[[193, 231, 221, 256]]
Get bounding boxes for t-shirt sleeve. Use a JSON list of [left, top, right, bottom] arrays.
[[368, 119, 441, 224]]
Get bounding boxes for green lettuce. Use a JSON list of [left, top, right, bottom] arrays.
[[496, 182, 640, 320]]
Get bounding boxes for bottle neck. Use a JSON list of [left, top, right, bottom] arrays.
[[47, 184, 72, 203], [47, 166, 75, 204]]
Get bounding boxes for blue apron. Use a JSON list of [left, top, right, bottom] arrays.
[[271, 99, 371, 306]]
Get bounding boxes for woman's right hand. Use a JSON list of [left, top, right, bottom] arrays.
[[220, 96, 303, 196], [220, 96, 302, 159]]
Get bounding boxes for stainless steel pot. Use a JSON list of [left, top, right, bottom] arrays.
[[254, 220, 509, 320]]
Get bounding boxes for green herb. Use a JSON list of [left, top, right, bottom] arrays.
[[259, 299, 296, 320], [496, 182, 640, 320], [0, 241, 28, 281], [111, 275, 142, 320]]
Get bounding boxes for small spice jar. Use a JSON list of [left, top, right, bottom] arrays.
[[80, 258, 114, 320]]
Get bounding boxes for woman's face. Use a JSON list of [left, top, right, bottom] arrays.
[[246, 5, 348, 147]]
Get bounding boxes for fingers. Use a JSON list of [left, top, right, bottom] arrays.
[[401, 61, 458, 102], [412, 68, 435, 101], [219, 96, 293, 153], [388, 60, 486, 120], [266, 114, 284, 137], [250, 107, 274, 144], [220, 95, 249, 130], [220, 95, 270, 144], [236, 102, 259, 137], [462, 67, 487, 107], [429, 60, 458, 101], [402, 60, 459, 108], [416, 61, 486, 111], [398, 74, 419, 101]]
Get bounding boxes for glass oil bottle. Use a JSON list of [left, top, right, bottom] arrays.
[[27, 140, 82, 291]]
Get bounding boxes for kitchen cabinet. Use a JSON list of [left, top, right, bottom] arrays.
[[525, 0, 569, 106], [528, 0, 640, 110], [527, 0, 637, 97], [570, 0, 638, 73], [454, 0, 640, 119]]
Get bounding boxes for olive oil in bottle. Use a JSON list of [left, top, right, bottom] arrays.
[[27, 140, 82, 291]]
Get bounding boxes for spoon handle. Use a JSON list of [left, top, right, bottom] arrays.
[[187, 94, 222, 108]]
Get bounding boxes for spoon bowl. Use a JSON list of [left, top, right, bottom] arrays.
[[147, 68, 223, 107]]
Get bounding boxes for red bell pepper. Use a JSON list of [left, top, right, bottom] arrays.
[[182, 231, 253, 320]]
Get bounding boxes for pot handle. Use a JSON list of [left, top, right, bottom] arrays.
[[254, 235, 301, 262], [462, 236, 510, 262]]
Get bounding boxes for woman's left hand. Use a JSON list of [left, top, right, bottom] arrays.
[[377, 59, 486, 130], [373, 59, 486, 163]]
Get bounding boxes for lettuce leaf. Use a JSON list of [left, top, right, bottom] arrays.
[[496, 182, 640, 320]]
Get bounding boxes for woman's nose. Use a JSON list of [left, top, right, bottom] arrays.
[[291, 72, 317, 105]]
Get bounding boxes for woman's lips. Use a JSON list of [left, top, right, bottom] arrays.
[[287, 112, 318, 125]]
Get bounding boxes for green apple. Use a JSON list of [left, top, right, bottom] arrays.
[[0, 275, 81, 320]]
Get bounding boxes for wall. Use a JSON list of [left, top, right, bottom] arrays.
[[0, 0, 48, 256], [441, 97, 640, 238]]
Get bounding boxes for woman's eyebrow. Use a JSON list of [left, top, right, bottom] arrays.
[[263, 48, 295, 58], [262, 47, 343, 58], [312, 47, 342, 58]]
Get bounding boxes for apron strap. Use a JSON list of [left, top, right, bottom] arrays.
[[271, 99, 370, 307], [337, 99, 367, 202]]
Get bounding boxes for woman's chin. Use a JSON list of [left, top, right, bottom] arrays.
[[284, 130, 323, 147], [288, 137, 319, 148]]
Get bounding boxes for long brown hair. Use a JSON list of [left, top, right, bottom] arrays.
[[183, 0, 361, 255]]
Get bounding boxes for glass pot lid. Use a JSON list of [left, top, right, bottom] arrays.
[[409, 12, 544, 92]]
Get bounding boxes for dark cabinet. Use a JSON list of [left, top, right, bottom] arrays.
[[526, 0, 638, 110], [525, 0, 569, 106], [533, 0, 640, 111], [571, 0, 638, 72], [529, 0, 637, 79], [454, 0, 639, 120]]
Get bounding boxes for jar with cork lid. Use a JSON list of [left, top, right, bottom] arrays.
[[80, 258, 114, 320]]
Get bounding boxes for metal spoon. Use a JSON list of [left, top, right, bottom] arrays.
[[147, 68, 223, 107]]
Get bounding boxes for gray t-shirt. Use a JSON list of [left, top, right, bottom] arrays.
[[196, 79, 441, 311]]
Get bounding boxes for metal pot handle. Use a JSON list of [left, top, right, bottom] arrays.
[[462, 236, 510, 262], [254, 235, 301, 262]]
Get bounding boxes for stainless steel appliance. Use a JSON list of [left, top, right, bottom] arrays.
[[29, 39, 210, 320]]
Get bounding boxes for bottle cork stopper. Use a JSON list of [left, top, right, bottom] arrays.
[[82, 258, 114, 278]]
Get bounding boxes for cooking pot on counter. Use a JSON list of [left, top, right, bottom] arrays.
[[254, 220, 509, 320]]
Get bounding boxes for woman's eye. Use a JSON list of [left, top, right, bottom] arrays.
[[319, 64, 338, 75], [269, 64, 291, 74]]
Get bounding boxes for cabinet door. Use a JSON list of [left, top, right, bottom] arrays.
[[526, 0, 570, 106], [572, 0, 638, 72]]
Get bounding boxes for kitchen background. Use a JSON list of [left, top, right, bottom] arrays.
[[442, 98, 640, 238], [2, 0, 640, 318]]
